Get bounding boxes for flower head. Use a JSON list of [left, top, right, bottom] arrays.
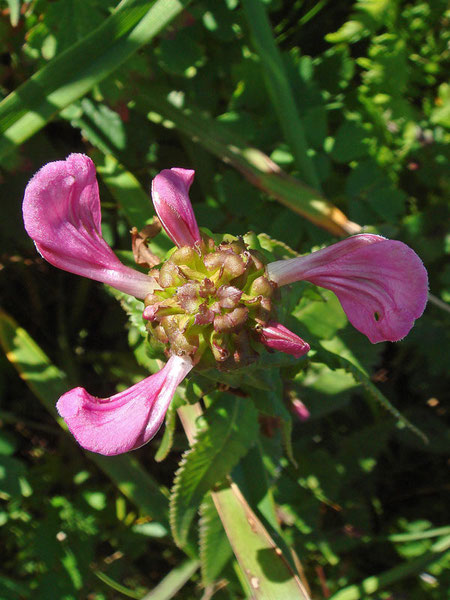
[[23, 154, 428, 455]]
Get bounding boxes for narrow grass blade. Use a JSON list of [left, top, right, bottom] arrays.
[[329, 536, 450, 599], [94, 570, 143, 600], [143, 92, 360, 236], [241, 0, 321, 190], [0, 0, 192, 158], [141, 558, 200, 600], [0, 308, 169, 525], [211, 482, 311, 599], [96, 153, 153, 230]]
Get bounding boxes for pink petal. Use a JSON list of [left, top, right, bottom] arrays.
[[292, 399, 310, 422], [267, 235, 428, 343], [57, 355, 193, 456], [23, 154, 155, 299], [151, 168, 201, 247], [260, 322, 310, 358]]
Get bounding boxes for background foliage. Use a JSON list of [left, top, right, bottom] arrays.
[[0, 0, 449, 598]]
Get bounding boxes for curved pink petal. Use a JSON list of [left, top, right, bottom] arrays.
[[23, 154, 155, 299], [267, 235, 428, 343], [57, 355, 193, 456], [260, 322, 310, 358], [151, 168, 201, 247]]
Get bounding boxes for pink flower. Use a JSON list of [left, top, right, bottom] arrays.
[[266, 234, 428, 343], [57, 355, 193, 456], [23, 154, 428, 454], [259, 322, 310, 358]]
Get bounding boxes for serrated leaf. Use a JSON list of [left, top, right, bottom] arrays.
[[199, 494, 234, 585], [170, 394, 259, 547]]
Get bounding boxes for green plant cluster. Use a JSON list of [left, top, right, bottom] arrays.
[[0, 0, 448, 598]]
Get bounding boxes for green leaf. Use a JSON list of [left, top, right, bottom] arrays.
[[430, 83, 450, 127], [233, 442, 299, 566], [294, 288, 348, 339], [158, 29, 205, 76], [5, 0, 21, 27], [0, 0, 192, 158], [40, 0, 113, 54], [241, 0, 321, 190], [71, 98, 127, 153], [331, 121, 370, 163], [0, 574, 30, 598], [94, 570, 143, 599], [170, 394, 259, 547], [199, 494, 234, 585], [0, 455, 28, 499], [107, 288, 147, 336], [0, 431, 18, 456]]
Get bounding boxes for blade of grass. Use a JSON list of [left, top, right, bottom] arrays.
[[96, 153, 154, 230], [329, 536, 450, 600], [178, 403, 311, 600], [141, 90, 360, 236], [0, 0, 192, 159], [94, 570, 143, 600], [141, 558, 200, 600], [241, 0, 321, 191], [0, 308, 169, 526]]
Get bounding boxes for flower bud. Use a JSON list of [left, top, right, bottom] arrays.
[[249, 276, 274, 297], [159, 261, 186, 288], [217, 285, 242, 309], [214, 306, 249, 333], [292, 399, 310, 422]]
